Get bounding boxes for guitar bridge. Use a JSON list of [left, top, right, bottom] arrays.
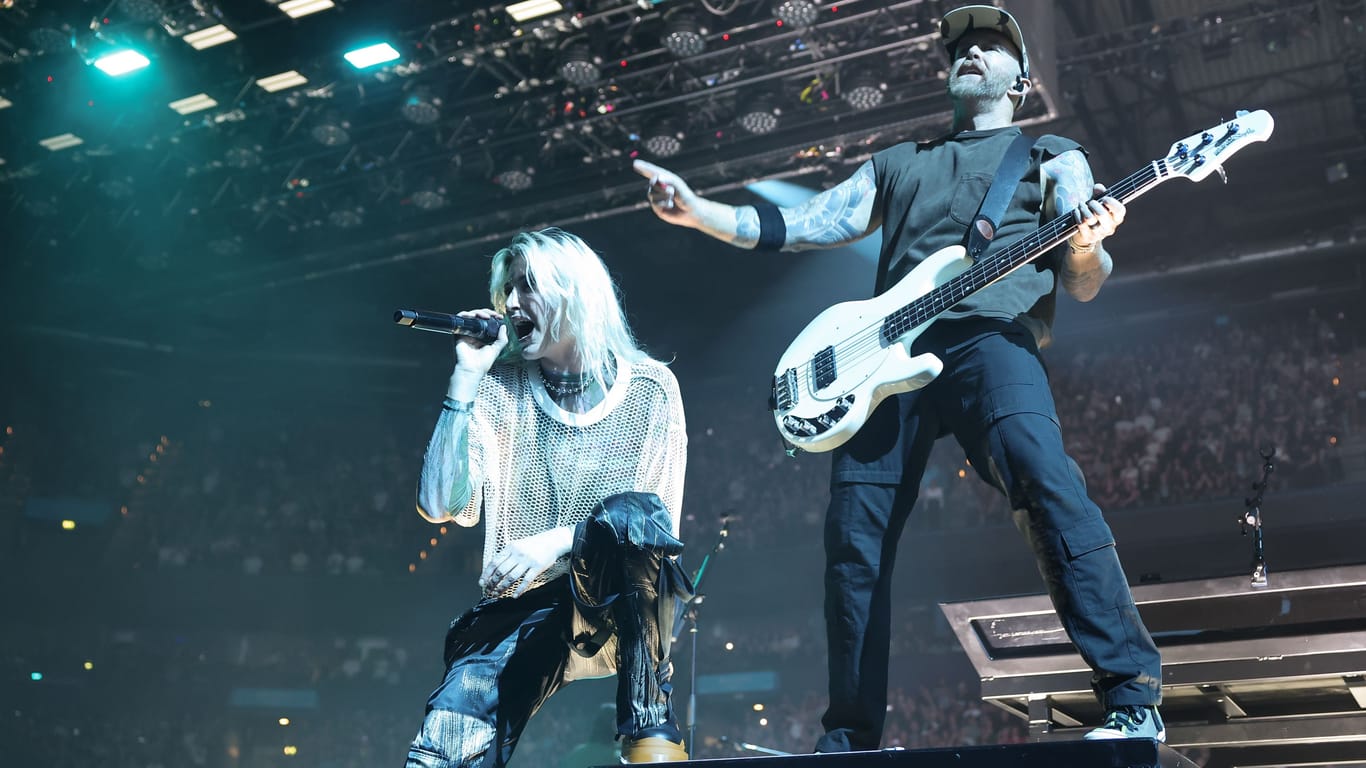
[[771, 367, 798, 412]]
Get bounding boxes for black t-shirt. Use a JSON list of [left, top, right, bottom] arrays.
[[870, 127, 1083, 340]]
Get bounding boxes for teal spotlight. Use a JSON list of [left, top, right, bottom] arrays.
[[343, 42, 399, 69], [30, 671, 43, 681], [93, 49, 150, 76]]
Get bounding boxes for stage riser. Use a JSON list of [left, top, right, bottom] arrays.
[[591, 738, 1197, 767]]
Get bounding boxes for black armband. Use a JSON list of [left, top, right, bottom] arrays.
[[754, 203, 787, 251]]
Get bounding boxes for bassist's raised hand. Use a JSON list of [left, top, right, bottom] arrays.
[[634, 159, 703, 228]]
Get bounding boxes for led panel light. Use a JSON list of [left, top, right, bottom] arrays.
[[40, 133, 84, 151], [93, 49, 151, 76], [169, 93, 219, 114], [506, 0, 562, 22], [343, 42, 400, 69], [276, 0, 335, 19], [256, 70, 308, 92], [183, 24, 237, 50], [0, 95, 12, 110]]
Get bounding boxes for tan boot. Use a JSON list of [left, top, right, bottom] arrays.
[[621, 729, 688, 763]]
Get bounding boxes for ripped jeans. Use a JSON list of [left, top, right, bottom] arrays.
[[404, 492, 691, 768]]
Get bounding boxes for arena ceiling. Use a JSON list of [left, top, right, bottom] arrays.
[[1, 0, 1364, 394]]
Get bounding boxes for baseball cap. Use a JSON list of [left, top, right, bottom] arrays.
[[939, 5, 1029, 78]]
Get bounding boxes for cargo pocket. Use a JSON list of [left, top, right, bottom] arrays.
[[1059, 518, 1121, 615]]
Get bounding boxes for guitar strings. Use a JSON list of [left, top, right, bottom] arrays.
[[791, 163, 1165, 398]]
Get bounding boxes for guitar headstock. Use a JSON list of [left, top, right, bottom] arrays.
[[1162, 109, 1275, 182]]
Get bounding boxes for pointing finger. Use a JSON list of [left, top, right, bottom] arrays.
[[633, 159, 662, 179]]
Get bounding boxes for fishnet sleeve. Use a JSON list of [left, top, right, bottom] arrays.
[[637, 365, 688, 538], [450, 372, 503, 528]]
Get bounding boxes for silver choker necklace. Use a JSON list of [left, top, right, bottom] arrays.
[[540, 368, 592, 397]]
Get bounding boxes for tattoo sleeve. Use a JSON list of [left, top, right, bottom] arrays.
[[732, 207, 760, 248], [1047, 150, 1093, 219], [778, 161, 880, 251], [417, 406, 474, 520], [1047, 150, 1113, 300]]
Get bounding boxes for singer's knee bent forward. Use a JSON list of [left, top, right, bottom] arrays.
[[406, 709, 497, 768]]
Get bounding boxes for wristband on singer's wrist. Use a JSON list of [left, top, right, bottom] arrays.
[[442, 397, 474, 414]]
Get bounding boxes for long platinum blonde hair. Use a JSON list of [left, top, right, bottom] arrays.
[[489, 228, 653, 384]]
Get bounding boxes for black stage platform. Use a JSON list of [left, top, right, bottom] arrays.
[[941, 564, 1366, 768], [592, 738, 1195, 767]]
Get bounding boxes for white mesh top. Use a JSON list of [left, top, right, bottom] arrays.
[[453, 356, 687, 599]]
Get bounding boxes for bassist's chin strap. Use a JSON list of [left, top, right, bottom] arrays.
[[965, 133, 1038, 261]]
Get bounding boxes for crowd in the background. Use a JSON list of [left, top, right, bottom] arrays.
[[117, 407, 435, 576], [687, 307, 1363, 547], [3, 620, 1030, 768], [3, 307, 1360, 573]]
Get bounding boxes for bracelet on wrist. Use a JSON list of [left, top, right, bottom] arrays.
[[442, 397, 475, 414], [1069, 237, 1097, 254]]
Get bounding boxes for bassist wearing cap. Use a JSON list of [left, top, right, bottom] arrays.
[[636, 4, 1172, 752]]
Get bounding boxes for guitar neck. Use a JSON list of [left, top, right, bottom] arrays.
[[883, 160, 1170, 339]]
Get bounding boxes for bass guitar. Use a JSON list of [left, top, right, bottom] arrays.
[[771, 109, 1275, 453]]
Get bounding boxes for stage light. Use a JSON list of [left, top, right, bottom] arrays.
[[30, 672, 42, 681], [61, 519, 76, 530], [738, 94, 780, 134], [279, 717, 291, 726], [409, 178, 447, 210], [29, 27, 72, 55], [0, 95, 11, 110], [118, 0, 164, 23], [642, 118, 684, 157], [225, 140, 261, 168], [558, 42, 599, 87], [183, 24, 237, 50], [400, 87, 441, 125], [842, 70, 884, 111], [39, 133, 84, 151], [169, 93, 218, 114], [327, 205, 364, 229], [344, 42, 400, 69], [275, 0, 334, 19], [493, 160, 535, 191], [773, 0, 819, 28], [256, 70, 307, 92], [507, 0, 562, 22], [99, 178, 135, 200], [23, 198, 58, 217], [662, 9, 706, 58], [84, 661, 94, 670], [310, 110, 350, 146], [94, 49, 150, 76]]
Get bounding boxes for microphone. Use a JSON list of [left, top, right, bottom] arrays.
[[394, 309, 503, 344]]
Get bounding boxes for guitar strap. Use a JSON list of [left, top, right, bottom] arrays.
[[964, 132, 1037, 260]]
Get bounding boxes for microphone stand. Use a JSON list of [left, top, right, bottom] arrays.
[[1240, 446, 1275, 588], [675, 516, 730, 758]]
